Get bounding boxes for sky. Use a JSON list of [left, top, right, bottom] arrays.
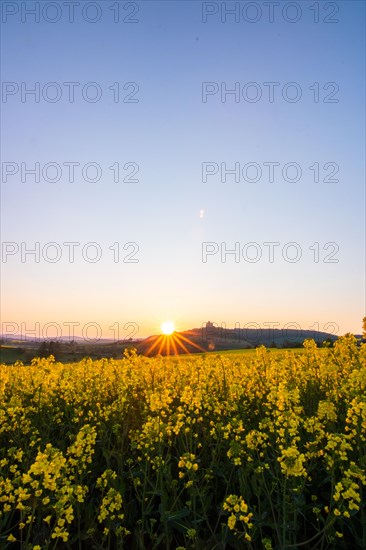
[[1, 0, 365, 341]]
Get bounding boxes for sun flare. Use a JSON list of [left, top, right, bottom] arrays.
[[161, 321, 175, 335]]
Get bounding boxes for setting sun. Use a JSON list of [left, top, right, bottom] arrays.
[[161, 321, 175, 335]]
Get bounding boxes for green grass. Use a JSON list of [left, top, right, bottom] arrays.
[[0, 346, 27, 364], [163, 347, 306, 361], [0, 344, 307, 365]]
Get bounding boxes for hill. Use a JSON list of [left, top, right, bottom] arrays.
[[134, 324, 342, 356]]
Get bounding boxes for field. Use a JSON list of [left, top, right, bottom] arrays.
[[0, 336, 365, 549]]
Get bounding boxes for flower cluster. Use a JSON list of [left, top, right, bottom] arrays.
[[0, 335, 365, 548]]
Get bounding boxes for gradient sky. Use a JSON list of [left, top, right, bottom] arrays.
[[1, 0, 365, 340]]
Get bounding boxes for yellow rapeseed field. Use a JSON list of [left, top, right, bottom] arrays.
[[0, 335, 365, 549]]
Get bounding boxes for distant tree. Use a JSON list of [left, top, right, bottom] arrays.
[[37, 340, 61, 360], [49, 341, 61, 360], [37, 341, 48, 358], [68, 340, 77, 353], [363, 317, 366, 339]]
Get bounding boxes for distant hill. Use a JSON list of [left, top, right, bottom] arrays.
[[134, 325, 345, 356], [0, 335, 144, 344], [1, 326, 362, 362]]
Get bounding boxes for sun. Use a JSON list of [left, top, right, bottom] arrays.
[[146, 322, 206, 356], [161, 321, 175, 335]]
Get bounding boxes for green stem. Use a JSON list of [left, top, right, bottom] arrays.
[[24, 501, 36, 548]]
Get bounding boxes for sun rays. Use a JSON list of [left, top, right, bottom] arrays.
[[145, 327, 206, 357]]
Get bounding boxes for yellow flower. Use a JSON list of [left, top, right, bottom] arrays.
[[228, 514, 236, 530], [51, 526, 69, 542], [186, 528, 196, 539]]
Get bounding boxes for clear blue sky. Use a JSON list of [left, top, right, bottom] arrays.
[[1, 1, 365, 339]]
